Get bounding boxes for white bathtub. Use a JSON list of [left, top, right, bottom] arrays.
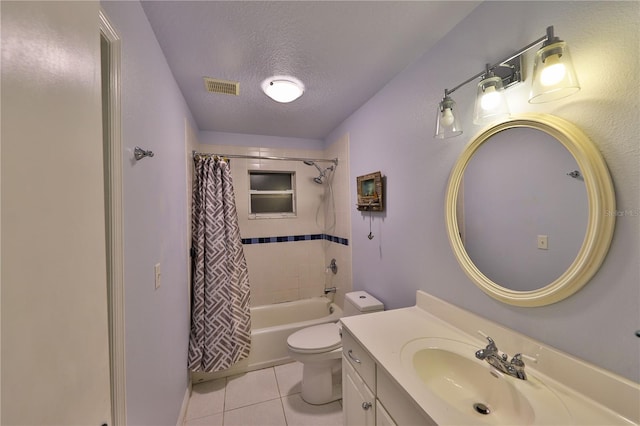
[[191, 296, 342, 382]]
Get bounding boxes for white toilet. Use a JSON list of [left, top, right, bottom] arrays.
[[287, 291, 384, 405]]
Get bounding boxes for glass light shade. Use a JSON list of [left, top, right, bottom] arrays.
[[435, 96, 463, 139], [473, 76, 510, 125], [529, 41, 580, 103], [261, 77, 304, 103]]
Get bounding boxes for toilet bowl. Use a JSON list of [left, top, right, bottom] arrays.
[[287, 291, 384, 405]]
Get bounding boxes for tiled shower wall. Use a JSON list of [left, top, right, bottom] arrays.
[[195, 134, 352, 308], [322, 134, 352, 310]]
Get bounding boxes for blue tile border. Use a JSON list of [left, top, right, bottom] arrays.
[[323, 234, 349, 245], [241, 233, 349, 246]]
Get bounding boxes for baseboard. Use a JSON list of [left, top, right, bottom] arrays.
[[191, 356, 293, 383], [176, 381, 192, 426]]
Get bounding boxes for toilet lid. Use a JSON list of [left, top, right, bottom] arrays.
[[287, 323, 341, 353]]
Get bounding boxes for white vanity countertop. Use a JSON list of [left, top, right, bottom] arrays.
[[340, 291, 640, 425]]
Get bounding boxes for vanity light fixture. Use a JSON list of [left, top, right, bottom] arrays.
[[261, 76, 305, 103], [529, 26, 580, 103], [434, 94, 463, 138], [435, 25, 580, 139], [473, 67, 511, 125]]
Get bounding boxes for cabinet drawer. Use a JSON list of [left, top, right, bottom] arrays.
[[342, 328, 376, 390]]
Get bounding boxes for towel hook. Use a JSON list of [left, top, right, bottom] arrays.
[[134, 146, 154, 161]]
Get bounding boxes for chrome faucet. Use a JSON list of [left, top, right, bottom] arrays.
[[475, 336, 527, 380], [323, 287, 337, 295]]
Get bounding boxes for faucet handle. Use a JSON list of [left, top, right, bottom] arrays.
[[511, 353, 538, 365], [484, 336, 497, 350], [511, 353, 525, 366], [510, 353, 529, 380]]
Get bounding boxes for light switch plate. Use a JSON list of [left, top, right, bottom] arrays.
[[537, 235, 548, 250], [154, 263, 161, 289]]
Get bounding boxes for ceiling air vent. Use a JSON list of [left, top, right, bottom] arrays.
[[203, 77, 239, 96]]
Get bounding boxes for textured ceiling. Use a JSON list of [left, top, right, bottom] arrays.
[[141, 1, 479, 140]]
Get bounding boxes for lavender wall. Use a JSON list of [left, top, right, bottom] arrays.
[[199, 130, 324, 151], [101, 2, 194, 424], [326, 1, 639, 381]]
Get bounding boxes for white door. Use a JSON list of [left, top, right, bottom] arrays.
[[1, 1, 112, 424]]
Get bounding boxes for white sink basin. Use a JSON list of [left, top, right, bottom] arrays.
[[400, 338, 571, 425]]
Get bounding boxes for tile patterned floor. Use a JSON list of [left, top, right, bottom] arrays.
[[184, 362, 343, 426]]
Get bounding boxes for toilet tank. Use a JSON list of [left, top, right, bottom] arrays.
[[343, 291, 384, 317]]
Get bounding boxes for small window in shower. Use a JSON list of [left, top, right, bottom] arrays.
[[249, 171, 296, 218]]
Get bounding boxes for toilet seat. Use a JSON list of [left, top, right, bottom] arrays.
[[287, 323, 341, 354]]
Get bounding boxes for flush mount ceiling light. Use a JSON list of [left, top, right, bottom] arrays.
[[261, 76, 305, 103], [435, 25, 580, 139]]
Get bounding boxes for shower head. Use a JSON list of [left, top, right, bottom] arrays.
[[303, 160, 334, 184], [313, 165, 334, 184]]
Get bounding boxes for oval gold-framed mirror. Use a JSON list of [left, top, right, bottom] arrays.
[[445, 114, 616, 307]]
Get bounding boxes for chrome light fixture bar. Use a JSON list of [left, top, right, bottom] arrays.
[[435, 26, 580, 139]]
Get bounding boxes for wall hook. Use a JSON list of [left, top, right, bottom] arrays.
[[134, 146, 154, 161], [566, 170, 581, 179]]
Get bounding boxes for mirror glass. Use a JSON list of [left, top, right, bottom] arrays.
[[460, 128, 588, 291], [445, 114, 616, 306]]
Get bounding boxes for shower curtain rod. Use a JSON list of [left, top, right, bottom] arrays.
[[192, 151, 338, 165]]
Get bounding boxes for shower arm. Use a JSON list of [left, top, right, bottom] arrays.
[[304, 160, 324, 174]]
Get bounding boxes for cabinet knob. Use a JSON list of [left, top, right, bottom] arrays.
[[362, 401, 372, 410]]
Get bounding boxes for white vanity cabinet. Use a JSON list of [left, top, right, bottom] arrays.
[[342, 360, 399, 426], [341, 292, 639, 426], [342, 355, 376, 425], [342, 328, 434, 426], [375, 402, 396, 426], [342, 328, 377, 426]]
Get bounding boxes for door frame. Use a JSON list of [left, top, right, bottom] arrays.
[[100, 9, 126, 425]]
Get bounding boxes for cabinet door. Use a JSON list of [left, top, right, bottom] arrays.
[[377, 367, 437, 425], [376, 401, 397, 426], [343, 356, 376, 426]]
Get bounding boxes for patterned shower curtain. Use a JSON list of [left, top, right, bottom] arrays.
[[188, 156, 251, 373]]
